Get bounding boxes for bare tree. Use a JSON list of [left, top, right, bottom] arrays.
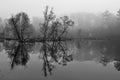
[[40, 6, 74, 41]]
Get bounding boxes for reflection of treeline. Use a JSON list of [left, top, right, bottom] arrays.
[[73, 40, 120, 71], [3, 40, 73, 76], [0, 6, 74, 41]]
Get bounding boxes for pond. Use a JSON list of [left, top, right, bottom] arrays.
[[0, 39, 120, 80]]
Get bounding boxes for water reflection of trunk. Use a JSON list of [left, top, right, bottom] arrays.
[[41, 40, 73, 76], [4, 42, 30, 69], [42, 41, 54, 76]]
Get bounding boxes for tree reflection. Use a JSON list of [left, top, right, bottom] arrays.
[[0, 43, 3, 51], [40, 41, 73, 76], [3, 40, 73, 76], [114, 60, 120, 71], [4, 41, 34, 69], [99, 55, 111, 66]]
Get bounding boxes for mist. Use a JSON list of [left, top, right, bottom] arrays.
[[0, 0, 120, 80]]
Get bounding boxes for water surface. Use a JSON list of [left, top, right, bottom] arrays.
[[0, 40, 120, 80]]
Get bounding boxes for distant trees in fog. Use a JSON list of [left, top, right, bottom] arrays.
[[0, 20, 4, 38], [1, 8, 120, 39], [69, 9, 120, 39]]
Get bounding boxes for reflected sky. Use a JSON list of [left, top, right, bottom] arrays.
[[0, 40, 120, 80]]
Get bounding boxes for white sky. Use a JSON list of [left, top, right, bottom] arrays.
[[0, 0, 120, 19]]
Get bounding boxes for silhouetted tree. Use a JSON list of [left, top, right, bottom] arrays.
[[40, 6, 74, 41], [4, 12, 34, 40]]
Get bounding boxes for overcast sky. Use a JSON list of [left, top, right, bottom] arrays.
[[0, 0, 120, 18]]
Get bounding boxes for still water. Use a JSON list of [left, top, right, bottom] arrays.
[[0, 40, 120, 80]]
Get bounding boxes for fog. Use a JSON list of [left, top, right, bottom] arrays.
[[1, 1, 120, 80], [0, 0, 120, 18]]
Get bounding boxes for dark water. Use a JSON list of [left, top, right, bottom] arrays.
[[0, 40, 120, 80]]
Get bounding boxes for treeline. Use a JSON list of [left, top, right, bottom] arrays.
[[0, 6, 74, 41], [1, 8, 120, 40], [69, 9, 120, 39]]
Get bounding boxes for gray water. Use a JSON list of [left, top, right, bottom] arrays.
[[0, 40, 120, 80]]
